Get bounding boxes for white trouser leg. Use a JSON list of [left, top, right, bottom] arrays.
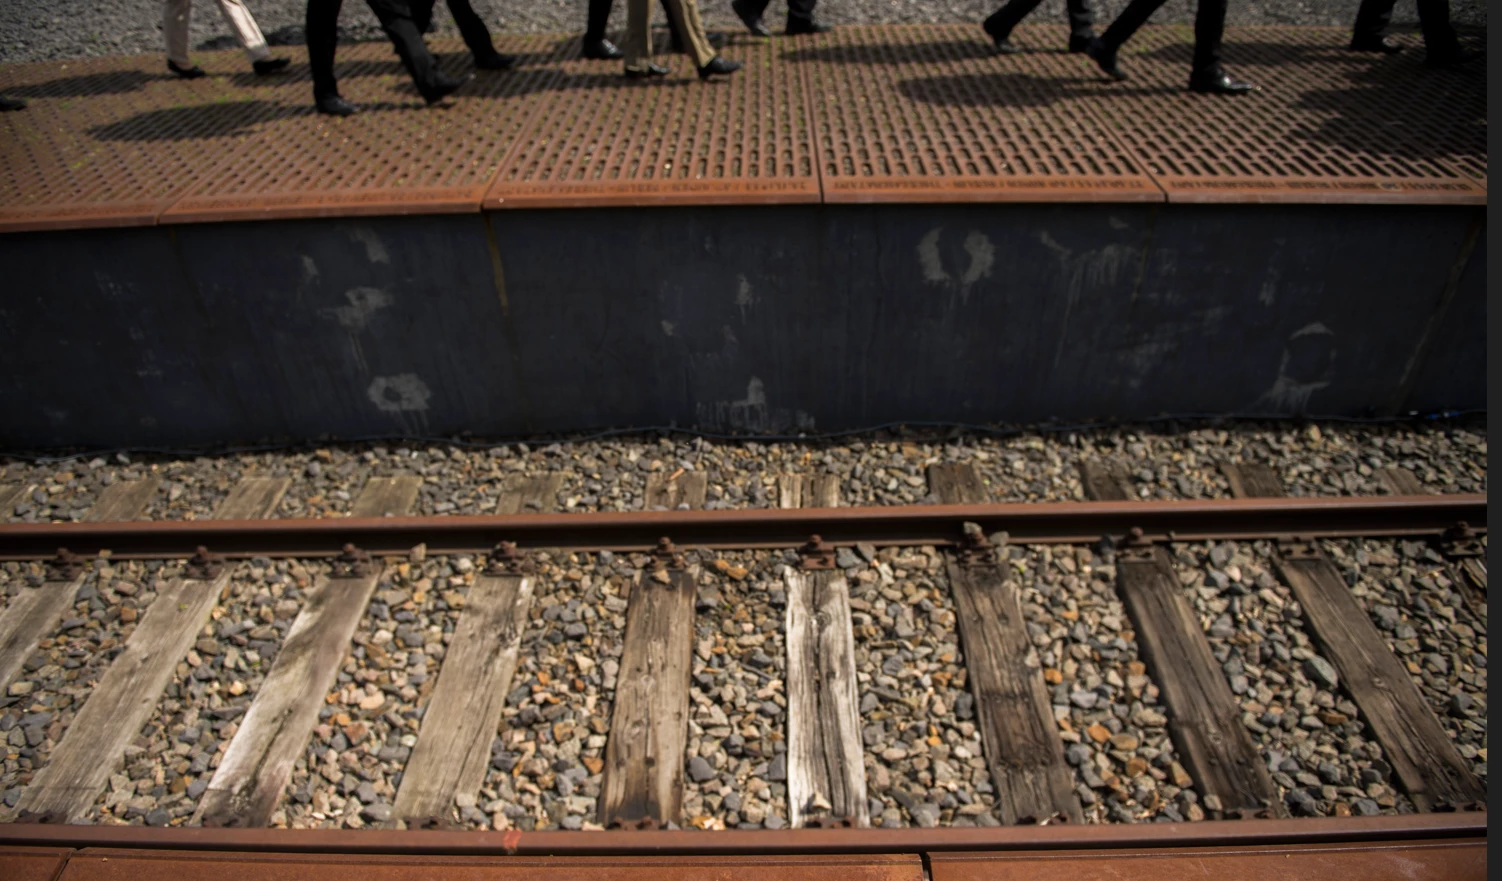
[[215, 0, 271, 61]]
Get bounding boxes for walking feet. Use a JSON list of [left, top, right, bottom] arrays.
[[784, 16, 830, 35], [420, 71, 470, 105], [583, 37, 625, 59], [1188, 68, 1255, 94], [731, 0, 772, 36], [625, 63, 670, 78], [1085, 37, 1127, 80], [315, 93, 358, 116], [698, 56, 743, 79], [252, 57, 290, 75], [167, 59, 205, 79]]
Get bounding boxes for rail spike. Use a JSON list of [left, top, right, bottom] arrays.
[[331, 542, 376, 578], [798, 535, 836, 570]]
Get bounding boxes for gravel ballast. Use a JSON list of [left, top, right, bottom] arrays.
[[0, 0, 1486, 65]]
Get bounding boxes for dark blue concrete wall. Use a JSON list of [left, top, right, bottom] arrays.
[[0, 203, 1484, 449]]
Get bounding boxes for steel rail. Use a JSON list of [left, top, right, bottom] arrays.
[[0, 813, 1483, 856], [0, 494, 1483, 560]]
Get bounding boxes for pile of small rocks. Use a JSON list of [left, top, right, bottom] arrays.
[[1174, 540, 1415, 818], [0, 558, 159, 816], [84, 558, 327, 826], [681, 550, 788, 830], [1327, 538, 1488, 782], [477, 551, 626, 831], [848, 545, 993, 828], [280, 553, 465, 829], [1010, 544, 1189, 822]]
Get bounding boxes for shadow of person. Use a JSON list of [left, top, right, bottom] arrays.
[[781, 39, 999, 65], [1290, 58, 1485, 171], [6, 70, 166, 99], [86, 100, 311, 141], [897, 71, 1135, 108], [1138, 39, 1355, 67]]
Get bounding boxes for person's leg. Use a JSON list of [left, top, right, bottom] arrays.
[[214, 0, 272, 61], [623, 0, 656, 71], [445, 0, 500, 58], [410, 0, 436, 32], [1066, 0, 1096, 41], [586, 0, 614, 41], [1189, 0, 1226, 76], [365, 0, 446, 96], [1415, 0, 1462, 58], [982, 0, 1045, 43], [164, 0, 193, 67], [786, 0, 818, 27], [1097, 0, 1166, 52], [661, 0, 715, 66], [306, 0, 344, 100], [1350, 0, 1398, 44]]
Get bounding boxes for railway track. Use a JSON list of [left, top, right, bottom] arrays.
[[0, 465, 1486, 879]]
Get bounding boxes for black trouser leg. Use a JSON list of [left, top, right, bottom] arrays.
[[365, 0, 442, 96], [586, 0, 614, 42], [1067, 0, 1096, 37], [1099, 0, 1166, 51], [410, 0, 435, 30], [1416, 0, 1459, 54], [307, 0, 343, 99], [983, 0, 1045, 39], [786, 0, 817, 24], [741, 0, 772, 18], [446, 0, 498, 57], [1190, 0, 1227, 75], [1351, 0, 1396, 41]]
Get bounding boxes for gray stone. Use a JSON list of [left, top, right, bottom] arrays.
[[910, 803, 940, 828], [362, 802, 394, 823], [763, 814, 786, 830], [1304, 656, 1339, 690], [836, 547, 862, 570], [767, 753, 787, 782], [687, 756, 716, 783]]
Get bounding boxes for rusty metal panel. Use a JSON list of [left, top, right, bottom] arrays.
[[929, 840, 1486, 881], [160, 38, 567, 224], [61, 850, 923, 881], [485, 33, 819, 208], [0, 846, 71, 881], [0, 53, 275, 233], [800, 25, 1165, 203], [1081, 27, 1486, 204]]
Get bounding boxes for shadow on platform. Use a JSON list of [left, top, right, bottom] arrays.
[[6, 70, 168, 98], [781, 39, 1000, 65], [86, 101, 308, 141], [896, 71, 1096, 108]]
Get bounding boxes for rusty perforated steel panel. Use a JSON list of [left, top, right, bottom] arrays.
[[59, 850, 925, 881], [0, 53, 287, 232], [159, 38, 567, 224], [928, 840, 1487, 881], [0, 846, 72, 881], [1080, 27, 1486, 204], [485, 33, 819, 208], [802, 25, 1165, 203]]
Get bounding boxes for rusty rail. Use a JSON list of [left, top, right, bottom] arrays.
[[0, 813, 1483, 856], [0, 494, 1482, 560]]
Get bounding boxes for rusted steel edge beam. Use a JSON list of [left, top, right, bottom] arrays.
[[0, 813, 1482, 856], [0, 495, 1482, 560]]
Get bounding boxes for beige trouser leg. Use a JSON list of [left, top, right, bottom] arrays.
[[164, 0, 270, 65], [625, 0, 715, 70]]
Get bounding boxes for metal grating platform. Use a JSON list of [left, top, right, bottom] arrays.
[[0, 25, 1487, 231], [487, 33, 819, 207], [800, 25, 1162, 203], [1079, 26, 1486, 204]]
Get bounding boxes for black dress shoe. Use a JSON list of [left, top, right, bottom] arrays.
[[1068, 32, 1094, 53], [420, 71, 469, 104], [1426, 47, 1478, 68], [582, 37, 624, 59], [168, 59, 206, 79], [1349, 34, 1404, 54], [731, 0, 772, 37], [252, 57, 290, 75], [0, 96, 26, 112], [1188, 70, 1254, 94], [697, 56, 742, 79], [625, 62, 670, 78], [785, 16, 831, 35], [981, 15, 1009, 49], [991, 37, 1019, 55], [315, 94, 358, 116], [1085, 37, 1127, 81], [475, 51, 518, 70]]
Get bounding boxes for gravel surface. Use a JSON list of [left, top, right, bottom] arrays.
[[476, 550, 624, 832], [850, 545, 997, 828], [84, 557, 329, 826], [1175, 540, 1416, 818], [0, 558, 165, 818], [3, 419, 1487, 523], [681, 550, 788, 830], [1327, 537, 1488, 784], [0, 0, 1485, 65], [1013, 543, 1190, 822]]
